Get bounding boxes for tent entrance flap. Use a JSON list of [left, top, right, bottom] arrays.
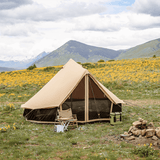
[[88, 76, 111, 120], [62, 76, 85, 121]]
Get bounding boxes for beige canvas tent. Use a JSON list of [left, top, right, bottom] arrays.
[[22, 59, 124, 123]]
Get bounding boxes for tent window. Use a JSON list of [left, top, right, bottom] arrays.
[[24, 108, 57, 122]]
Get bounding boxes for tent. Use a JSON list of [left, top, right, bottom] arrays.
[[21, 59, 124, 123]]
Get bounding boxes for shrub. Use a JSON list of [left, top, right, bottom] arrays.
[[43, 66, 55, 72], [27, 64, 37, 70], [153, 55, 156, 58], [108, 59, 115, 62], [98, 59, 105, 63], [82, 62, 95, 69]]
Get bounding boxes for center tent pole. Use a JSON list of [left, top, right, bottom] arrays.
[[85, 74, 89, 122]]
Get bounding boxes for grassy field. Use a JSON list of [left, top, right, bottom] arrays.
[[0, 57, 160, 159]]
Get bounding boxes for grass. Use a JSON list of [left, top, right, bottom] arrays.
[[1, 101, 160, 159]]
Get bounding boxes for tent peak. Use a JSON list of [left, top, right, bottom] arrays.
[[63, 59, 83, 69]]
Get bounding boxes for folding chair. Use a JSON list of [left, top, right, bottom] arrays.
[[56, 108, 78, 131]]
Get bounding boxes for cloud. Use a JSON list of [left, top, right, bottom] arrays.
[[130, 0, 160, 16], [127, 13, 160, 30], [0, 1, 106, 24], [1, 23, 37, 36], [72, 12, 160, 33], [73, 14, 122, 32], [0, 0, 33, 10]]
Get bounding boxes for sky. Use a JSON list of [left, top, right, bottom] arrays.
[[0, 0, 160, 60]]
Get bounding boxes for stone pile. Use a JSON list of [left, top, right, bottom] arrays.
[[121, 118, 160, 141]]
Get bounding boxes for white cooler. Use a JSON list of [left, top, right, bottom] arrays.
[[54, 125, 64, 132]]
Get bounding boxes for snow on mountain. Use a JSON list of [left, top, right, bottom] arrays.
[[0, 51, 49, 69]]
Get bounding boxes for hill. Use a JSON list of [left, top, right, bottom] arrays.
[[0, 67, 15, 72], [34, 40, 121, 67], [116, 38, 160, 60]]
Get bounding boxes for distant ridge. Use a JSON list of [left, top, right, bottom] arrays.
[[0, 67, 15, 72], [116, 38, 160, 60], [34, 40, 121, 67], [0, 51, 49, 69]]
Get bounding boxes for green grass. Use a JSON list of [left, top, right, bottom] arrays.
[[1, 101, 160, 159]]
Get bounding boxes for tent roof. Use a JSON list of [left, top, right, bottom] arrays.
[[21, 59, 124, 109]]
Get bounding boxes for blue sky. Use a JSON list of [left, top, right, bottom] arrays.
[[109, 0, 135, 6], [0, 0, 160, 60]]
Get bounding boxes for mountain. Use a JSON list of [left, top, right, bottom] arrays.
[[34, 40, 121, 67], [116, 38, 160, 60], [0, 67, 15, 72], [0, 51, 49, 69]]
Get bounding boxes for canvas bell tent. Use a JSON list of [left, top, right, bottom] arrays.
[[21, 59, 124, 123]]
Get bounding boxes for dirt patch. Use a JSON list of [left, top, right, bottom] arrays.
[[124, 99, 160, 106]]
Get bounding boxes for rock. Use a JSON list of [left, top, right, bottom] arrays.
[[141, 129, 146, 136], [152, 136, 158, 140], [142, 120, 147, 125], [120, 134, 130, 139], [133, 121, 142, 128], [124, 132, 128, 135], [139, 118, 143, 122], [126, 136, 135, 141], [153, 142, 158, 146], [147, 122, 155, 129], [146, 129, 155, 138], [139, 135, 142, 139], [132, 126, 138, 131], [128, 126, 133, 133], [155, 127, 160, 138], [141, 125, 147, 129], [132, 129, 142, 136]]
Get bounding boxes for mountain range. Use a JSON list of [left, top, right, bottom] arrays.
[[34, 40, 121, 67], [116, 38, 160, 59], [0, 52, 48, 71], [1, 38, 160, 71]]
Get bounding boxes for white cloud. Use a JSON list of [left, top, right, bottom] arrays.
[[1, 23, 37, 36], [130, 0, 160, 16], [0, 0, 33, 10], [72, 12, 160, 32], [0, 1, 106, 24]]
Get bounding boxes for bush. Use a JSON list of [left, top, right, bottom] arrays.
[[153, 55, 156, 58], [108, 59, 115, 62], [43, 66, 55, 72], [82, 62, 95, 69], [27, 64, 37, 70], [98, 59, 105, 63]]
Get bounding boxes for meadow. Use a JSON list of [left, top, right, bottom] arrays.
[[0, 57, 160, 159]]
